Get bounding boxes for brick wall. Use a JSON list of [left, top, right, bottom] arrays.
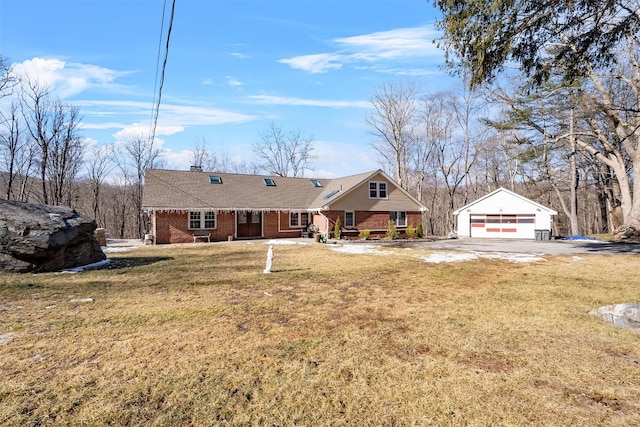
[[152, 209, 423, 243], [154, 211, 235, 244]]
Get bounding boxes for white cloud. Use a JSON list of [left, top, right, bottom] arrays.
[[279, 25, 444, 74], [278, 53, 343, 74], [249, 95, 369, 108], [112, 124, 184, 141], [226, 77, 244, 88], [11, 57, 131, 99], [76, 99, 257, 128], [336, 26, 442, 59]]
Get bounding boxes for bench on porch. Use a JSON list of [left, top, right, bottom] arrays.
[[192, 229, 211, 243]]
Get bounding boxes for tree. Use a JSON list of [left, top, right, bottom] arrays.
[[191, 136, 218, 171], [46, 104, 84, 206], [115, 135, 163, 238], [85, 144, 114, 227], [21, 79, 84, 206], [0, 55, 18, 97], [434, 0, 640, 88], [0, 101, 35, 201], [367, 80, 419, 190], [253, 123, 316, 177]]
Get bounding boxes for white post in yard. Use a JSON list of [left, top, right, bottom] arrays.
[[263, 245, 274, 274]]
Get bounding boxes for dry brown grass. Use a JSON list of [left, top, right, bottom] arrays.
[[1, 241, 639, 426]]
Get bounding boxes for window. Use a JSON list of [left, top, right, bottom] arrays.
[[311, 179, 323, 187], [324, 189, 340, 199], [390, 211, 407, 227], [264, 178, 276, 186], [189, 210, 216, 229], [209, 175, 222, 184], [345, 211, 355, 228], [369, 181, 387, 198], [290, 212, 309, 227]]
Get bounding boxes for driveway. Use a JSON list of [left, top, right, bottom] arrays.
[[401, 238, 640, 256]]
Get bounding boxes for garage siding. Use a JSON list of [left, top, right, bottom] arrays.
[[454, 188, 557, 239]]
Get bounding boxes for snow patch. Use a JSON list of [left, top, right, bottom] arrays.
[[102, 246, 136, 253], [263, 239, 310, 246], [417, 252, 479, 263], [58, 259, 110, 274], [417, 251, 545, 264], [330, 244, 394, 255]]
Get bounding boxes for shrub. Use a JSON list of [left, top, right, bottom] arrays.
[[386, 219, 398, 240], [416, 223, 424, 238], [405, 225, 416, 239], [334, 216, 342, 239], [358, 229, 370, 240]]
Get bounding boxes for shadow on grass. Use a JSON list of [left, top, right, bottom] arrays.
[[269, 268, 313, 273], [100, 256, 174, 270], [581, 242, 640, 254]]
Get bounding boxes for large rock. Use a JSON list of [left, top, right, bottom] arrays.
[[590, 303, 640, 332], [0, 200, 106, 273]]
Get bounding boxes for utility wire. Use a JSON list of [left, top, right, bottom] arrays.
[[149, 0, 176, 146], [148, 1, 167, 141]]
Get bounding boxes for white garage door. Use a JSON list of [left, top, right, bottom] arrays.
[[470, 214, 536, 239]]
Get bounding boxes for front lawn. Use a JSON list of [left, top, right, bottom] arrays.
[[1, 242, 638, 425]]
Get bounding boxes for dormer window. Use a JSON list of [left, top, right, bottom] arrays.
[[264, 178, 276, 186], [209, 176, 222, 184], [311, 179, 323, 187], [369, 181, 387, 199]]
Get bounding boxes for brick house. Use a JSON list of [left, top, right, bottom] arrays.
[[142, 168, 427, 244]]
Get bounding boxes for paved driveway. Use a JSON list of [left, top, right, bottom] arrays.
[[402, 238, 640, 256]]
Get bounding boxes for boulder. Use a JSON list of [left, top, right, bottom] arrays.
[[0, 200, 106, 273], [613, 225, 640, 242], [590, 303, 640, 332]]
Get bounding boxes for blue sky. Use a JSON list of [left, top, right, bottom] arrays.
[[1, 0, 457, 178]]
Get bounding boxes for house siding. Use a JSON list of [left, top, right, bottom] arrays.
[[329, 174, 421, 212]]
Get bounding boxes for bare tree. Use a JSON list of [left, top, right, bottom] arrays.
[[190, 136, 220, 171], [253, 123, 316, 177], [367, 80, 419, 190], [1, 101, 35, 201], [47, 104, 84, 206], [20, 79, 84, 206], [0, 55, 18, 98], [85, 144, 114, 227], [115, 135, 164, 238]]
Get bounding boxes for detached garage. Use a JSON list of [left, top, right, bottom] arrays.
[[453, 188, 557, 239]]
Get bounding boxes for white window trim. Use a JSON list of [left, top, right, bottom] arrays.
[[345, 211, 355, 228], [188, 210, 217, 230], [289, 212, 309, 228], [390, 211, 407, 227], [369, 181, 388, 199]]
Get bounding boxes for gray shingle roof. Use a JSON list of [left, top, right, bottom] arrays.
[[142, 169, 379, 211]]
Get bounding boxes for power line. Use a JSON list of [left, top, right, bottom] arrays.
[[149, 0, 176, 146]]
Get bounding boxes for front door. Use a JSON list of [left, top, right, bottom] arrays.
[[237, 211, 262, 238]]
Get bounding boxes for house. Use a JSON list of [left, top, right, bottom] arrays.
[[453, 188, 557, 239], [142, 168, 428, 244]]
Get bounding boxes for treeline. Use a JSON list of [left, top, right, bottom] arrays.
[[3, 46, 638, 238]]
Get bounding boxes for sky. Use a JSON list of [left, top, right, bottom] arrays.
[[0, 0, 457, 178]]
